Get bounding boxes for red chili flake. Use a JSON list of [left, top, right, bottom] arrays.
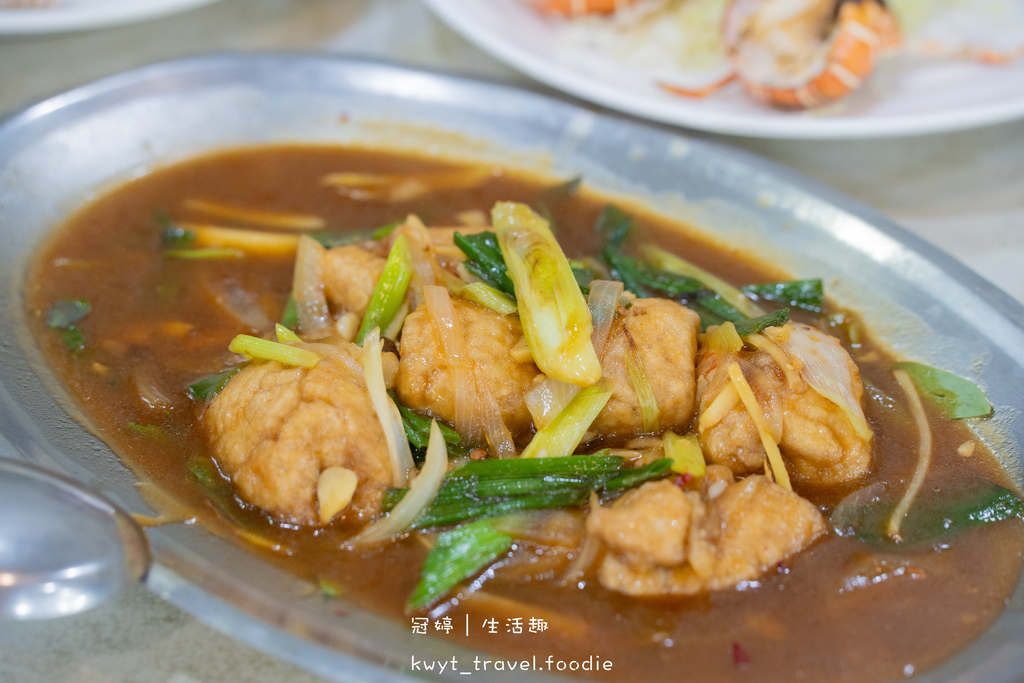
[[334, 608, 348, 617], [732, 642, 751, 669], [776, 560, 789, 574], [338, 112, 350, 122], [674, 473, 694, 488]]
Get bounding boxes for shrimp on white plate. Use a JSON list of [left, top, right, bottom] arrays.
[[721, 0, 902, 109], [531, 0, 646, 16]]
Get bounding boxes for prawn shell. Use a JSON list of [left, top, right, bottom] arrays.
[[532, 0, 643, 17], [723, 0, 902, 109]]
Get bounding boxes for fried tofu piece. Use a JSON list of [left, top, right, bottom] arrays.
[[205, 342, 391, 525]]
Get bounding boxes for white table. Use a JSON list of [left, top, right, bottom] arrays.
[[2, 1, 1023, 681]]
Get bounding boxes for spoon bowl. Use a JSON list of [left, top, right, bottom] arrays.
[[0, 456, 150, 620]]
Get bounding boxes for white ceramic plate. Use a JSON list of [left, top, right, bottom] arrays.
[[423, 0, 1024, 139], [0, 0, 223, 35]]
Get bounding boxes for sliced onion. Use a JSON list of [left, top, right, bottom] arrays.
[[524, 377, 580, 431], [292, 235, 332, 338], [492, 510, 585, 548], [205, 277, 273, 331], [423, 285, 482, 444], [349, 419, 448, 546], [778, 323, 872, 441], [746, 332, 801, 389], [474, 362, 517, 459], [361, 327, 414, 487], [587, 279, 623, 361]]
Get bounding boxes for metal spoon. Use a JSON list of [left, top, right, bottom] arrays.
[[0, 456, 150, 620]]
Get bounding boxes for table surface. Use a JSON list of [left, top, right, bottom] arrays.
[[2, 1, 1023, 681]]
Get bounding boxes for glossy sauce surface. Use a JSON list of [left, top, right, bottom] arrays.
[[25, 145, 1024, 682]]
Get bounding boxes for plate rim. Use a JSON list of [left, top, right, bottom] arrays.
[[0, 0, 223, 35]]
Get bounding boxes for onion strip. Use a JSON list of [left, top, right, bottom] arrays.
[[349, 419, 448, 546], [587, 279, 623, 361], [423, 285, 482, 445], [779, 323, 872, 441], [292, 235, 332, 338], [746, 332, 801, 389], [474, 362, 517, 459], [727, 362, 791, 491], [887, 369, 932, 541], [361, 327, 414, 487]]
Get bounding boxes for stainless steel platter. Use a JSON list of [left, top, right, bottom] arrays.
[[2, 54, 1023, 683]]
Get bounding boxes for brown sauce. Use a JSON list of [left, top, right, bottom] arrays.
[[24, 145, 1024, 682]]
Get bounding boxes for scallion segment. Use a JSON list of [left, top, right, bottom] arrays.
[[734, 308, 790, 337], [453, 230, 516, 298], [187, 366, 244, 401], [163, 248, 243, 260], [641, 245, 766, 319], [390, 392, 467, 460], [355, 234, 413, 345], [383, 454, 673, 530], [406, 518, 513, 612], [279, 295, 298, 330], [494, 202, 601, 387], [228, 334, 320, 368], [458, 282, 517, 316], [520, 380, 613, 459]]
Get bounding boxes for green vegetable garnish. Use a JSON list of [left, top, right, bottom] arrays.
[[832, 481, 1024, 546], [163, 248, 242, 260], [458, 282, 517, 316], [742, 279, 824, 313], [893, 362, 992, 420], [453, 230, 516, 298], [158, 212, 194, 247], [187, 366, 244, 401], [520, 380, 613, 459], [390, 392, 467, 460], [280, 295, 298, 331], [47, 299, 91, 329], [308, 226, 382, 248], [603, 458, 674, 492], [382, 454, 674, 530], [355, 234, 413, 345], [734, 308, 791, 337], [406, 518, 513, 612], [594, 204, 634, 251], [126, 422, 166, 439], [641, 244, 766, 319], [61, 327, 86, 353], [372, 221, 402, 240]]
